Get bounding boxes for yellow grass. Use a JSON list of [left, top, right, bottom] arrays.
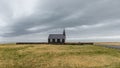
[[95, 42, 120, 46], [0, 44, 120, 68]]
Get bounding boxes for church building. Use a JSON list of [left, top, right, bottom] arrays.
[[48, 29, 66, 44]]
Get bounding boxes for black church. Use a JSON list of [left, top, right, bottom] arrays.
[[48, 29, 66, 44]]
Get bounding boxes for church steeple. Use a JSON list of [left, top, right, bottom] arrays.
[[63, 29, 66, 36]]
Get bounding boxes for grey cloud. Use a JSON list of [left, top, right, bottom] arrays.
[[1, 0, 120, 42]]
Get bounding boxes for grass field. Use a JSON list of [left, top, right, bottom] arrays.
[[95, 42, 120, 46], [0, 44, 120, 68]]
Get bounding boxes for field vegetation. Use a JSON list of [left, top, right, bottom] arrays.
[[0, 44, 120, 68], [95, 42, 120, 46]]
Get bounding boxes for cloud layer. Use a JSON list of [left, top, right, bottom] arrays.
[[1, 0, 120, 43]]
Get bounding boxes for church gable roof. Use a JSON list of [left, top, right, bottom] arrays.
[[48, 34, 65, 39]]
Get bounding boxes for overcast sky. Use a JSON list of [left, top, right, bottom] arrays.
[[1, 0, 120, 43]]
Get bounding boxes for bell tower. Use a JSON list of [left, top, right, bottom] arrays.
[[63, 29, 66, 36]]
